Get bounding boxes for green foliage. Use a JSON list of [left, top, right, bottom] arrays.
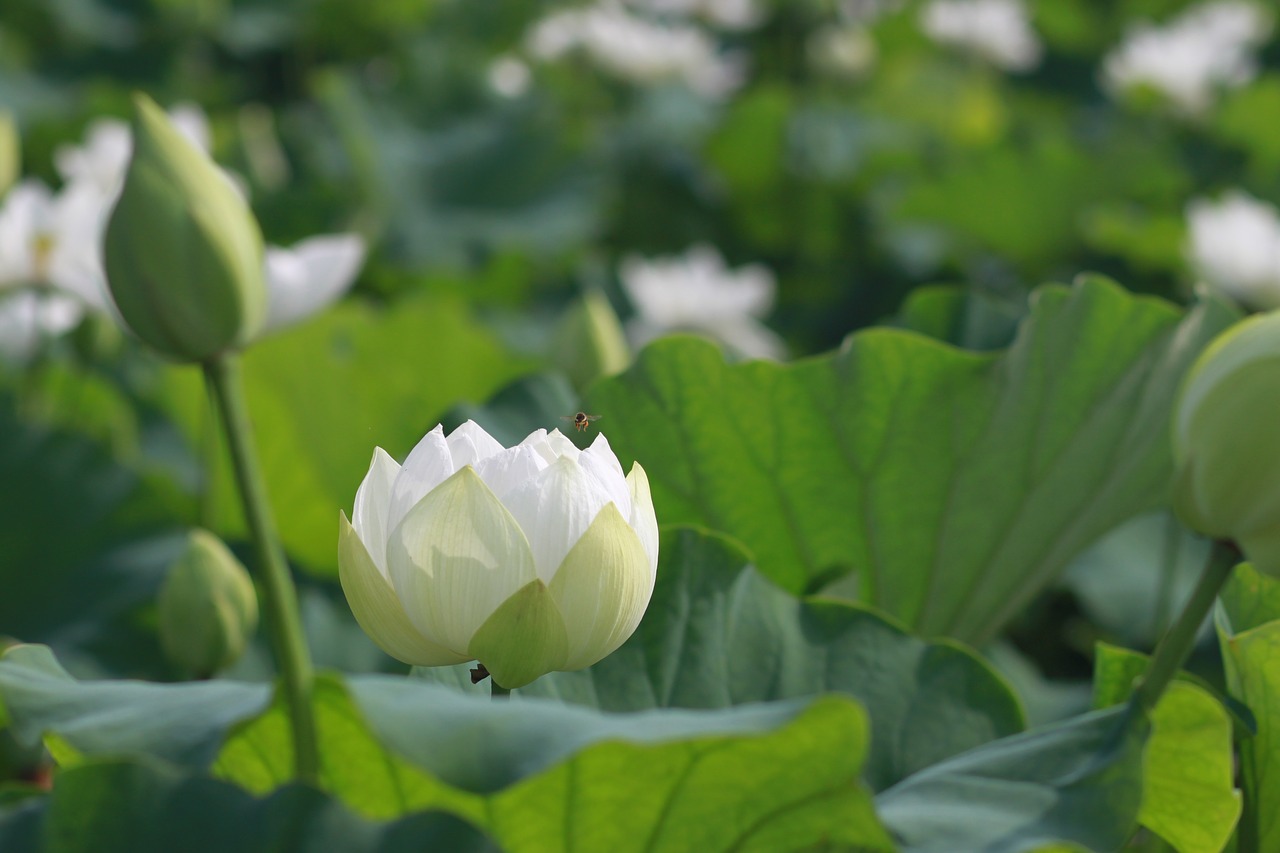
[[587, 277, 1237, 641], [159, 294, 534, 576], [514, 527, 1026, 792], [1092, 643, 1241, 852], [1216, 563, 1280, 852]]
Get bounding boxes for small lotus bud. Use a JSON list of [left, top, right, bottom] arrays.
[[1173, 311, 1280, 575], [0, 113, 18, 196], [158, 529, 259, 676], [104, 93, 266, 362], [551, 289, 631, 391]]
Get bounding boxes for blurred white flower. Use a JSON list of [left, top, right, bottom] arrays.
[[0, 290, 83, 364], [809, 23, 878, 79], [339, 421, 658, 688], [620, 244, 785, 359], [1101, 1, 1272, 116], [487, 55, 532, 98], [625, 0, 763, 31], [920, 0, 1042, 71], [262, 234, 367, 333], [0, 179, 111, 312], [527, 1, 745, 98], [1187, 191, 1280, 309]]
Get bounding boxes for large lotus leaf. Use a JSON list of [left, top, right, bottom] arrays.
[[347, 676, 895, 852], [158, 294, 533, 577], [0, 645, 894, 851], [0, 645, 270, 767], [1092, 643, 1240, 853], [1217, 562, 1280, 852], [498, 527, 1025, 792], [0, 756, 492, 853], [875, 704, 1149, 853], [584, 277, 1236, 642]]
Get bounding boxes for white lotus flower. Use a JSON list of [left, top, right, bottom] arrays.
[[526, 1, 745, 98], [1101, 1, 1272, 116], [262, 234, 366, 333], [0, 179, 111, 312], [920, 0, 1042, 71], [1186, 191, 1280, 309], [620, 244, 785, 360], [339, 421, 659, 689], [0, 290, 83, 364]]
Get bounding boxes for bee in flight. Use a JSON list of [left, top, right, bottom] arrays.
[[562, 412, 603, 432]]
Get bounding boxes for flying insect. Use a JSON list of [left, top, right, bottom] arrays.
[[562, 412, 603, 432]]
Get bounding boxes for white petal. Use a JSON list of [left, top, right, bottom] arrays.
[[544, 428, 580, 460], [501, 454, 615, 584], [584, 432, 625, 478], [627, 462, 660, 577], [261, 233, 367, 333], [472, 444, 547, 503], [578, 442, 631, 520], [387, 466, 537, 652], [446, 420, 506, 469], [352, 447, 401, 577], [387, 425, 454, 536]]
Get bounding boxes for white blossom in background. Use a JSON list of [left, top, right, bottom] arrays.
[[808, 23, 878, 79], [920, 0, 1042, 71], [1186, 191, 1280, 309], [262, 234, 367, 332], [620, 244, 785, 360], [625, 0, 763, 31], [526, 1, 745, 98], [0, 290, 84, 363], [0, 180, 112, 313], [487, 55, 532, 98], [1101, 1, 1272, 116]]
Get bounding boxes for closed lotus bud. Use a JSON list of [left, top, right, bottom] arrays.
[[551, 289, 631, 390], [104, 93, 266, 361], [0, 112, 17, 196], [339, 421, 658, 689], [1173, 311, 1280, 575], [158, 529, 259, 676]]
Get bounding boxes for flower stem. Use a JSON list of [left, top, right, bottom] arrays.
[[1131, 540, 1237, 715], [203, 354, 319, 784], [491, 680, 511, 699]]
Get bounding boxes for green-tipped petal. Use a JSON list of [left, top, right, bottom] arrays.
[[339, 512, 470, 666], [387, 466, 537, 653], [549, 502, 654, 670], [468, 579, 569, 689]]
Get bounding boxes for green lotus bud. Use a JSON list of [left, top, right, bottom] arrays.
[[551, 289, 631, 391], [1173, 311, 1280, 575], [0, 112, 18, 196], [104, 93, 266, 362], [158, 529, 259, 676]]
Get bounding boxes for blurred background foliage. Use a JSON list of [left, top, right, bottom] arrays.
[[2, 0, 1278, 799]]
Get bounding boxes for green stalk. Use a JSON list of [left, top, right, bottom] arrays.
[[203, 354, 319, 784], [1131, 541, 1237, 715], [491, 680, 511, 699]]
